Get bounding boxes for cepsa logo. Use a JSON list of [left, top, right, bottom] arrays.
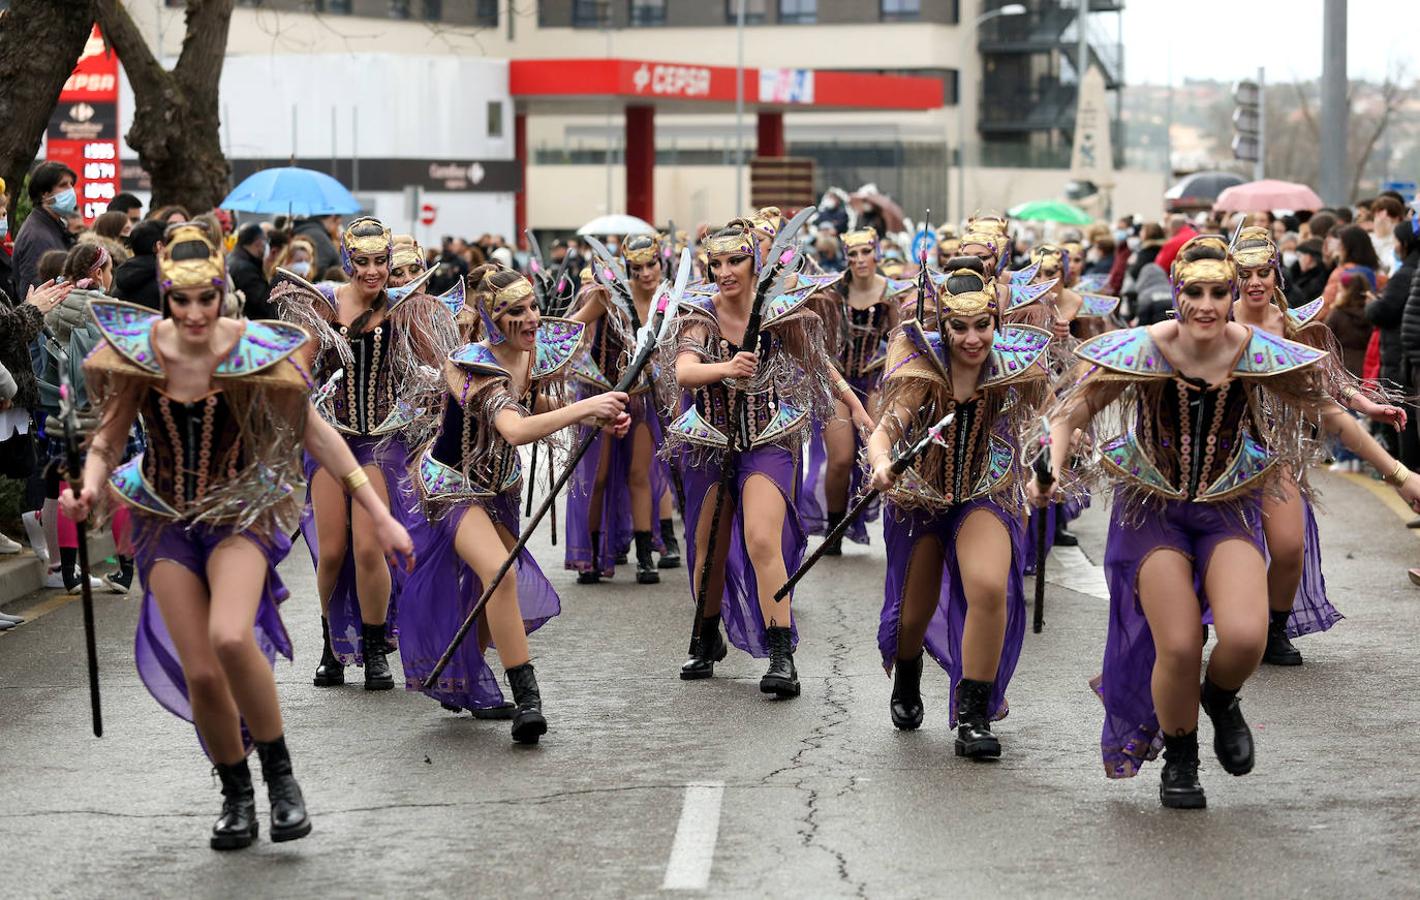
[[631, 64, 711, 98]]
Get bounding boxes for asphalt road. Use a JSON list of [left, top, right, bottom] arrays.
[[2, 469, 1418, 898]]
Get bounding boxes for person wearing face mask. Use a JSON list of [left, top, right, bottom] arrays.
[[398, 266, 624, 740], [273, 235, 318, 284], [867, 267, 1050, 755], [271, 217, 457, 692], [61, 222, 414, 849], [12, 162, 78, 295], [1036, 235, 1420, 809], [226, 223, 272, 319]]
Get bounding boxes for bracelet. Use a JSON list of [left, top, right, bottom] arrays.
[[342, 468, 370, 494], [1387, 460, 1410, 486], [836, 378, 851, 395]]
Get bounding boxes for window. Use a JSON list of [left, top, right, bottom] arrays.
[[725, 0, 767, 23], [474, 0, 498, 26], [629, 0, 665, 26], [572, 0, 610, 27], [880, 0, 919, 21], [487, 101, 504, 139], [777, 0, 815, 25], [421, 0, 442, 20]]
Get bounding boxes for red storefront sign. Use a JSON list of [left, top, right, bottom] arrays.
[[48, 25, 121, 224]]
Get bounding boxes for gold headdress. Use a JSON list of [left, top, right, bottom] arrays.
[[938, 268, 996, 319], [489, 278, 534, 318], [339, 216, 392, 273], [1230, 225, 1280, 270], [749, 206, 782, 240], [967, 213, 1009, 237], [579, 264, 595, 286], [703, 225, 757, 259], [390, 234, 425, 271], [1171, 235, 1236, 291], [960, 228, 1001, 257], [622, 233, 662, 266], [159, 223, 226, 291], [1031, 243, 1066, 275], [843, 228, 879, 252]]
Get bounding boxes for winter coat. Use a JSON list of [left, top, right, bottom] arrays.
[[1401, 254, 1420, 371], [1324, 302, 1373, 378], [12, 208, 73, 295], [112, 253, 161, 311], [1131, 263, 1173, 326], [0, 294, 44, 411], [1365, 253, 1415, 388], [226, 245, 273, 319], [292, 218, 340, 275], [1286, 262, 1331, 308]]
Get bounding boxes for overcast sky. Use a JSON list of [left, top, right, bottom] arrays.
[[1121, 0, 1415, 86]]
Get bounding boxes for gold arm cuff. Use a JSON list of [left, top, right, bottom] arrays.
[[1386, 461, 1410, 486], [342, 468, 371, 494]]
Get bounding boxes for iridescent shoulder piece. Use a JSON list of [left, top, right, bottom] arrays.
[[1009, 262, 1040, 286], [532, 317, 586, 380], [436, 276, 466, 317], [87, 299, 162, 374], [685, 282, 717, 299], [761, 282, 823, 328], [449, 342, 508, 378], [108, 455, 180, 518], [272, 267, 339, 317], [1076, 273, 1109, 293], [1075, 326, 1174, 377], [1233, 326, 1327, 377], [893, 319, 949, 383], [798, 272, 844, 293], [1078, 292, 1121, 318], [984, 325, 1051, 386], [1007, 278, 1057, 313], [1286, 296, 1325, 329], [385, 267, 439, 313], [216, 320, 309, 376], [883, 277, 915, 299]]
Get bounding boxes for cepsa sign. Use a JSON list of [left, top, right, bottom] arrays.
[[47, 25, 121, 224], [628, 63, 713, 99]]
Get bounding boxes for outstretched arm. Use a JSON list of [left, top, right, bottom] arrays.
[[1320, 403, 1420, 510], [302, 408, 416, 569]]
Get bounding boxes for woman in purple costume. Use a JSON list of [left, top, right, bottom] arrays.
[[272, 217, 455, 690], [867, 265, 1051, 757], [1036, 236, 1420, 809], [398, 265, 628, 743], [1230, 226, 1408, 665], [62, 224, 414, 849], [802, 227, 910, 555], [566, 233, 680, 585], [662, 219, 871, 697]]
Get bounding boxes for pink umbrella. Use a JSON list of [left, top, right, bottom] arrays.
[[1213, 179, 1325, 213]]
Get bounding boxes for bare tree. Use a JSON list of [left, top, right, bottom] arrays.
[[97, 0, 233, 211], [0, 0, 97, 220]]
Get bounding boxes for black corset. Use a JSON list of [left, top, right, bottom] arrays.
[[913, 397, 988, 502], [430, 390, 520, 491], [317, 325, 394, 433], [1143, 377, 1250, 498], [693, 332, 780, 445], [844, 304, 888, 377], [141, 391, 243, 511]]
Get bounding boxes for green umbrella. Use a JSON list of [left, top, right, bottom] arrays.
[[1008, 200, 1093, 225]]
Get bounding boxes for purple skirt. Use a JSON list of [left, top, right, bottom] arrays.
[[398, 490, 561, 711], [797, 375, 877, 545], [1281, 494, 1343, 638], [878, 499, 1026, 724], [1095, 493, 1264, 778], [131, 514, 292, 759], [299, 435, 413, 666], [681, 445, 802, 658], [564, 391, 670, 576], [1023, 495, 1090, 571]]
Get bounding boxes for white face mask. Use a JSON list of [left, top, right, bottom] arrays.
[[290, 260, 312, 277], [1126, 236, 1141, 251], [1282, 251, 1298, 268]]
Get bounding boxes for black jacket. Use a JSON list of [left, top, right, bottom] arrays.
[[1401, 253, 1420, 371], [1367, 255, 1414, 388], [226, 246, 273, 319], [12, 208, 73, 294], [112, 254, 162, 311], [0, 294, 44, 411], [292, 218, 340, 276], [1286, 262, 1331, 308]]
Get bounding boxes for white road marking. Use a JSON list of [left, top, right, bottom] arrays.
[[1045, 545, 1111, 601], [661, 781, 725, 891]]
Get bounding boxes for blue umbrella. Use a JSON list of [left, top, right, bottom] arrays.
[[220, 166, 361, 217]]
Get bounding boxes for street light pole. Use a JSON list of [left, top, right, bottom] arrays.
[[956, 4, 1026, 225], [735, 0, 746, 212], [1320, 0, 1347, 206]]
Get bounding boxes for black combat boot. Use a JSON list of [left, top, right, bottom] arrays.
[[255, 735, 312, 843], [759, 626, 800, 698], [103, 555, 135, 594], [634, 531, 660, 584], [578, 532, 602, 584], [680, 615, 728, 680], [210, 759, 259, 850], [313, 616, 345, 687], [822, 510, 845, 556], [657, 518, 681, 569], [506, 662, 548, 744], [361, 622, 394, 691], [889, 652, 925, 730], [954, 678, 1001, 759], [1200, 677, 1254, 775], [1261, 610, 1303, 666], [1159, 730, 1207, 809], [1053, 505, 1079, 547]]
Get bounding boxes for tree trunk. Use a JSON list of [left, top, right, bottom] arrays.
[[0, 1, 97, 225], [97, 0, 233, 212]]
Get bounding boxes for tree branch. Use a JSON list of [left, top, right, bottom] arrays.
[[94, 0, 168, 99], [174, 0, 233, 95]]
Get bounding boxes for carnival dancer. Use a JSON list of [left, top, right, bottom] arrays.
[[565, 233, 680, 584], [397, 265, 627, 742], [868, 266, 1050, 756], [662, 219, 871, 696], [272, 216, 455, 690], [60, 223, 415, 848], [1229, 225, 1408, 665], [800, 227, 909, 555], [1034, 235, 1420, 809], [387, 234, 426, 288]]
